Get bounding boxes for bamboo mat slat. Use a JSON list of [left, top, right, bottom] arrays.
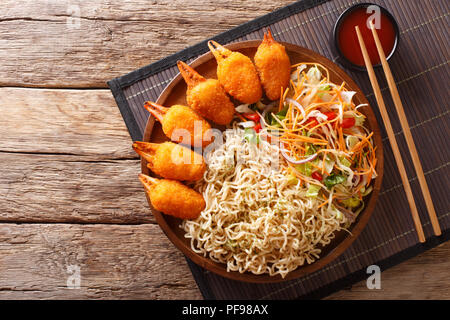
[[108, 0, 450, 299]]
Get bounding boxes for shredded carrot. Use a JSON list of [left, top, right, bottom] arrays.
[[283, 87, 289, 101], [353, 168, 373, 175], [273, 62, 378, 206], [366, 158, 377, 186], [281, 135, 328, 145], [278, 87, 284, 111], [338, 126, 345, 151], [321, 151, 328, 174], [318, 195, 337, 209], [350, 132, 374, 153], [310, 162, 322, 171], [290, 79, 297, 96]]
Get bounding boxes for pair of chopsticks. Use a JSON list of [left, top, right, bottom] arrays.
[[355, 23, 441, 243]]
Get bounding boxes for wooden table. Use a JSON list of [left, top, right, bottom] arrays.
[[1, 0, 448, 300]]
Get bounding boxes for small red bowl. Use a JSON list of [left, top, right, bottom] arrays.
[[331, 2, 400, 71]]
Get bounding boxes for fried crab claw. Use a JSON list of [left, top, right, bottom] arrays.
[[138, 173, 159, 194], [207, 40, 262, 104], [132, 141, 159, 170], [207, 40, 233, 62], [177, 61, 206, 89], [263, 28, 276, 44], [133, 141, 206, 181], [138, 173, 205, 219], [144, 101, 168, 123], [142, 101, 213, 148], [177, 60, 235, 125], [254, 28, 291, 101]]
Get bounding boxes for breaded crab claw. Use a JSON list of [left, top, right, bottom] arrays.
[[138, 174, 205, 220], [144, 101, 213, 148], [132, 141, 206, 182], [177, 61, 234, 125], [207, 40, 262, 104], [254, 29, 291, 101]]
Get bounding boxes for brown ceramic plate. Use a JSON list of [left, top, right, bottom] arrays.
[[141, 40, 384, 283]]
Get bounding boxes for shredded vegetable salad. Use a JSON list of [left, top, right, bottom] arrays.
[[234, 63, 377, 222]]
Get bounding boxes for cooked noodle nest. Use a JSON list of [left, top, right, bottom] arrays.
[[181, 126, 349, 278]]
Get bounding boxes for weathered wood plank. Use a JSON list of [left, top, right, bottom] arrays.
[[0, 88, 135, 158], [0, 0, 293, 88], [0, 223, 202, 299], [0, 223, 448, 299], [327, 241, 450, 300], [0, 152, 152, 223]]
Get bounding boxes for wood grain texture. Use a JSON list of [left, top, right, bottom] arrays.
[[0, 152, 152, 224], [0, 0, 294, 88], [0, 87, 135, 158], [0, 222, 447, 299], [0, 223, 202, 299]]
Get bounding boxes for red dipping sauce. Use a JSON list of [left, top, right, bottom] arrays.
[[336, 6, 397, 67]]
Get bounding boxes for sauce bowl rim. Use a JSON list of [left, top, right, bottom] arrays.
[[332, 2, 400, 72]]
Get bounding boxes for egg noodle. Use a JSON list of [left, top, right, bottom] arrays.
[[182, 126, 348, 278]]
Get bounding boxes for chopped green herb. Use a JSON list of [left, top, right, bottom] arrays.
[[277, 105, 289, 117], [323, 173, 346, 189]]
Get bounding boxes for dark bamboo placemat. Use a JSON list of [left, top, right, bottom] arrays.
[[108, 0, 450, 299]]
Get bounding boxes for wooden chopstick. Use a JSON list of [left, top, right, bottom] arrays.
[[355, 25, 426, 243], [369, 22, 442, 237]]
